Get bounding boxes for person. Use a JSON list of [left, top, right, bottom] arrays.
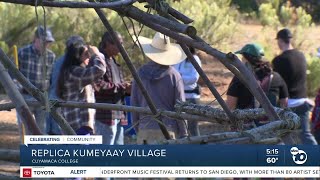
[[173, 46, 201, 136], [311, 88, 320, 143], [57, 39, 106, 135], [94, 31, 130, 145], [46, 35, 85, 135], [131, 32, 188, 144], [17, 25, 55, 134], [227, 43, 288, 112], [272, 28, 318, 145]]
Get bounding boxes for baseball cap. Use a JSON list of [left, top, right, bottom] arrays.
[[34, 26, 55, 42], [235, 43, 264, 58], [66, 35, 84, 48], [276, 28, 293, 40]]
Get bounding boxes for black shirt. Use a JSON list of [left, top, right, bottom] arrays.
[[272, 49, 307, 98], [227, 72, 288, 109]]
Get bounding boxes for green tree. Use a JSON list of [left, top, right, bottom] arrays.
[[169, 0, 238, 51]]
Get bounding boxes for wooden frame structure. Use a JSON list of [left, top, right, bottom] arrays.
[[0, 0, 300, 145]]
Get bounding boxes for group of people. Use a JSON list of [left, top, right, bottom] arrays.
[[17, 27, 131, 146], [226, 28, 318, 145], [16, 27, 202, 145], [17, 25, 318, 146]]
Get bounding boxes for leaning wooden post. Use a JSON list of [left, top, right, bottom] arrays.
[[50, 107, 76, 135], [0, 49, 41, 135], [0, 48, 45, 103], [89, 1, 172, 140]]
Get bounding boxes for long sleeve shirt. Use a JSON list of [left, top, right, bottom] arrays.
[[18, 44, 55, 92], [94, 56, 127, 126], [131, 61, 188, 137], [61, 53, 106, 131]]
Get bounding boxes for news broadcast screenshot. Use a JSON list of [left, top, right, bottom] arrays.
[[0, 0, 320, 179]]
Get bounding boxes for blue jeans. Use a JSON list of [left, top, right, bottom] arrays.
[[186, 98, 200, 136], [95, 119, 124, 145], [291, 102, 318, 145]]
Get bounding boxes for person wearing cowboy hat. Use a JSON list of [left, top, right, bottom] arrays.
[[131, 32, 188, 144]]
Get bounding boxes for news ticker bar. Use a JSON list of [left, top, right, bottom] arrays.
[[20, 166, 320, 178]]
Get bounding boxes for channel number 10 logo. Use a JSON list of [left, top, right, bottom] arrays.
[[290, 147, 307, 165]]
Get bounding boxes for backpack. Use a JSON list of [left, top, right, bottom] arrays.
[[253, 74, 275, 126], [254, 74, 276, 108]]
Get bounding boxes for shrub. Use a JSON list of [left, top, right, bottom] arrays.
[[307, 56, 320, 97], [169, 0, 238, 51]]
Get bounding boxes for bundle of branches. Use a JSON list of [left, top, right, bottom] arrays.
[[165, 101, 301, 145]]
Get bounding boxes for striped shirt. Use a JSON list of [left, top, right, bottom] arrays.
[[18, 44, 55, 92], [61, 53, 106, 131]]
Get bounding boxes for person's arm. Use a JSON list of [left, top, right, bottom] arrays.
[[69, 51, 106, 86], [226, 95, 238, 110], [226, 77, 241, 110], [94, 60, 129, 95], [279, 98, 288, 108], [278, 73, 289, 108]]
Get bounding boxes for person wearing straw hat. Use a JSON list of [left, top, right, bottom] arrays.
[[131, 32, 188, 144]]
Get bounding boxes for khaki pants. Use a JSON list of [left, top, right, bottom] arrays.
[[136, 129, 176, 144]]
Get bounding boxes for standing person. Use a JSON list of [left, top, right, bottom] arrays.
[[226, 43, 288, 111], [311, 88, 320, 143], [46, 35, 84, 135], [57, 40, 106, 135], [272, 28, 317, 145], [18, 26, 55, 134], [131, 32, 188, 144], [173, 46, 201, 136], [94, 31, 130, 145]]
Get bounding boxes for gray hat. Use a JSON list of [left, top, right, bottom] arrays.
[[34, 26, 55, 42], [66, 35, 84, 48]]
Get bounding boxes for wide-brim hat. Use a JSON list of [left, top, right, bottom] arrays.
[[135, 32, 186, 65]]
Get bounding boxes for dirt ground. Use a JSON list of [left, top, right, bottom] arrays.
[[0, 24, 319, 178]]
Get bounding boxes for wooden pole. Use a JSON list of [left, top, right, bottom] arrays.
[[0, 0, 136, 8], [0, 50, 41, 135], [91, 3, 172, 140]]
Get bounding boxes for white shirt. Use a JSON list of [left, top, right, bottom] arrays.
[[173, 55, 201, 99]]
